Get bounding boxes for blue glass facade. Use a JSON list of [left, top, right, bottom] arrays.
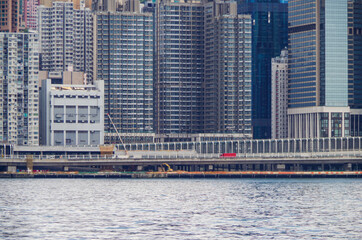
[[324, 1, 348, 107], [288, 0, 318, 108], [288, 0, 353, 139], [288, 0, 349, 109], [238, 0, 288, 139], [348, 0, 362, 109]]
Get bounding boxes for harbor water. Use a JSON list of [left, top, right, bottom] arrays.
[[0, 179, 361, 239]]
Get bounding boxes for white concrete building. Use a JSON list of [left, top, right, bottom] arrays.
[[40, 80, 104, 146], [0, 33, 40, 146], [271, 48, 288, 139]]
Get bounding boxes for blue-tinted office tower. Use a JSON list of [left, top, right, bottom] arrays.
[[288, 0, 353, 138], [238, 0, 288, 139], [349, 0, 362, 135]]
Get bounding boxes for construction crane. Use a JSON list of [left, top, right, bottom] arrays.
[[107, 113, 128, 157], [161, 163, 173, 172]]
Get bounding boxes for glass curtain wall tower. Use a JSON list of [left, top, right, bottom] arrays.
[[288, 0, 350, 138], [349, 0, 362, 136], [238, 0, 288, 139]]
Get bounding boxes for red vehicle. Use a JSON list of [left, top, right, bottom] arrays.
[[220, 153, 236, 158]]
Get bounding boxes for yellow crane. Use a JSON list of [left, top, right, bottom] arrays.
[[161, 163, 173, 172]]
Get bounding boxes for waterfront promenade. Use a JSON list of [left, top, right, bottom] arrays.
[[1, 137, 362, 173]]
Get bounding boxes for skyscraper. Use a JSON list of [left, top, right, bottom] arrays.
[[37, 1, 94, 81], [154, 0, 253, 140], [271, 48, 288, 139], [155, 0, 205, 135], [0, 33, 40, 145], [238, 0, 288, 139], [203, 1, 252, 136], [349, 0, 362, 136], [94, 11, 154, 143], [288, 0, 350, 138]]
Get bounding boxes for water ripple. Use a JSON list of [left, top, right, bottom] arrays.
[[0, 179, 361, 239]]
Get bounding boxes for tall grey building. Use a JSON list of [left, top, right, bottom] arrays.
[[155, 0, 252, 139], [95, 11, 154, 143], [204, 0, 252, 136], [155, 0, 205, 135], [37, 1, 94, 82], [0, 33, 40, 146], [271, 48, 288, 139]]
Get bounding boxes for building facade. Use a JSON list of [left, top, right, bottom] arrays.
[[92, 0, 117, 12], [24, 0, 39, 30], [349, 0, 362, 136], [0, 0, 21, 32], [271, 48, 288, 139], [155, 0, 204, 135], [40, 79, 104, 146], [0, 33, 40, 145], [288, 0, 350, 138], [203, 0, 252, 136], [94, 11, 154, 143], [37, 1, 94, 81], [40, 0, 92, 9], [238, 0, 288, 139], [154, 0, 253, 141]]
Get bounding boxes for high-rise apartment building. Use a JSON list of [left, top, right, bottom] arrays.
[[0, 0, 21, 32], [24, 0, 39, 30], [271, 48, 288, 139], [155, 0, 204, 135], [92, 0, 117, 12], [0, 33, 40, 145], [155, 0, 253, 139], [94, 11, 154, 143], [288, 0, 350, 138], [203, 1, 252, 136], [238, 0, 288, 139], [37, 1, 94, 81], [40, 0, 92, 9]]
